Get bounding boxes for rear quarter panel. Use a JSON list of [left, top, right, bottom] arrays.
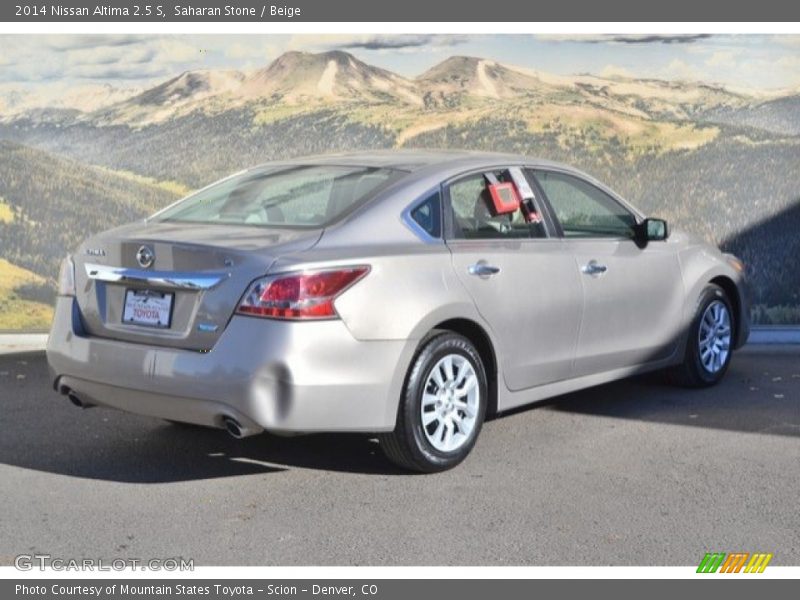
[[269, 242, 485, 342]]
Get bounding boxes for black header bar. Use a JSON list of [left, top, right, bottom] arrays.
[[3, 0, 800, 22]]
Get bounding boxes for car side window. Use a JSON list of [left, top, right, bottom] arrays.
[[447, 171, 546, 240], [534, 170, 636, 239], [410, 191, 442, 238]]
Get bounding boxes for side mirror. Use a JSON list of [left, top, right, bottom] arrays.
[[636, 218, 668, 246]]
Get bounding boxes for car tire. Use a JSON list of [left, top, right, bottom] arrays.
[[667, 284, 735, 388], [379, 332, 487, 473]]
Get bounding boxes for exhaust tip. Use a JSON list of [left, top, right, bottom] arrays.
[[223, 417, 244, 439], [67, 392, 84, 408]]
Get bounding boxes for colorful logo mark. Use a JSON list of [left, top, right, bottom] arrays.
[[697, 552, 773, 573]]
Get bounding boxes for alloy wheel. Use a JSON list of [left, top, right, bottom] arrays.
[[420, 354, 480, 452], [698, 300, 732, 374]]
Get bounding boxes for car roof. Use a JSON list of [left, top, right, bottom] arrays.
[[251, 149, 573, 174]]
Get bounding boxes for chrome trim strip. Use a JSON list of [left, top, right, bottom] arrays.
[[84, 263, 228, 291]]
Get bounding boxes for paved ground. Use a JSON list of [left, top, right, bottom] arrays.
[[0, 350, 797, 566]]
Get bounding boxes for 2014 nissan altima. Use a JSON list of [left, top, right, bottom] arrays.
[[47, 151, 750, 472]]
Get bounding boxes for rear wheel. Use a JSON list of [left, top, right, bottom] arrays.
[[380, 332, 487, 472], [667, 284, 734, 387]]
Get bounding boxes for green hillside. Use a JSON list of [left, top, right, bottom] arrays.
[[0, 140, 180, 286], [0, 258, 53, 330]]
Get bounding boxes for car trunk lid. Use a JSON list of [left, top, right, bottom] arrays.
[[73, 221, 322, 351]]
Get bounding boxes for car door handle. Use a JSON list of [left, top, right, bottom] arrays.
[[468, 262, 501, 277], [581, 260, 608, 276]]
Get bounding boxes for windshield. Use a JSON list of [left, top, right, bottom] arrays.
[[152, 165, 405, 228]]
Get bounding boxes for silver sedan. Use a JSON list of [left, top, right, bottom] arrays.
[[47, 151, 749, 472]]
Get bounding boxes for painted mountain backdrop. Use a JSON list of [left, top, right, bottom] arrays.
[[1, 50, 798, 328]]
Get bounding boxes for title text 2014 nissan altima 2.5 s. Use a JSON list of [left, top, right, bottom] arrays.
[[47, 150, 749, 472]]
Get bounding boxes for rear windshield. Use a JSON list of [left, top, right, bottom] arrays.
[[152, 165, 405, 228]]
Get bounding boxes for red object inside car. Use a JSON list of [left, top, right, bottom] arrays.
[[487, 182, 520, 215]]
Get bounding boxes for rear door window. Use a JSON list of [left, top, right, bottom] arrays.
[[446, 170, 548, 240]]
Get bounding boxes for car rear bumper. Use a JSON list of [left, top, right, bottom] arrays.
[[47, 297, 413, 433]]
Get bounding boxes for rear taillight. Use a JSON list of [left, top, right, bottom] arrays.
[[236, 266, 370, 320], [57, 256, 75, 297]]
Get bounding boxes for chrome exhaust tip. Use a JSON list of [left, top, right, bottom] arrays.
[[67, 392, 89, 409], [222, 416, 245, 439], [59, 385, 94, 409]]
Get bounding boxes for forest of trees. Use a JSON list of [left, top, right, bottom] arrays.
[[0, 141, 178, 283], [0, 109, 396, 188]]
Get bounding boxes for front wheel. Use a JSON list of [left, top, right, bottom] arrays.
[[667, 284, 735, 387], [379, 332, 487, 472]]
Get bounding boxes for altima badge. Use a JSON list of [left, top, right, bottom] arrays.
[[136, 245, 155, 268]]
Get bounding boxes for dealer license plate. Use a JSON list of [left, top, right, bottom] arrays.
[[122, 289, 174, 329]]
